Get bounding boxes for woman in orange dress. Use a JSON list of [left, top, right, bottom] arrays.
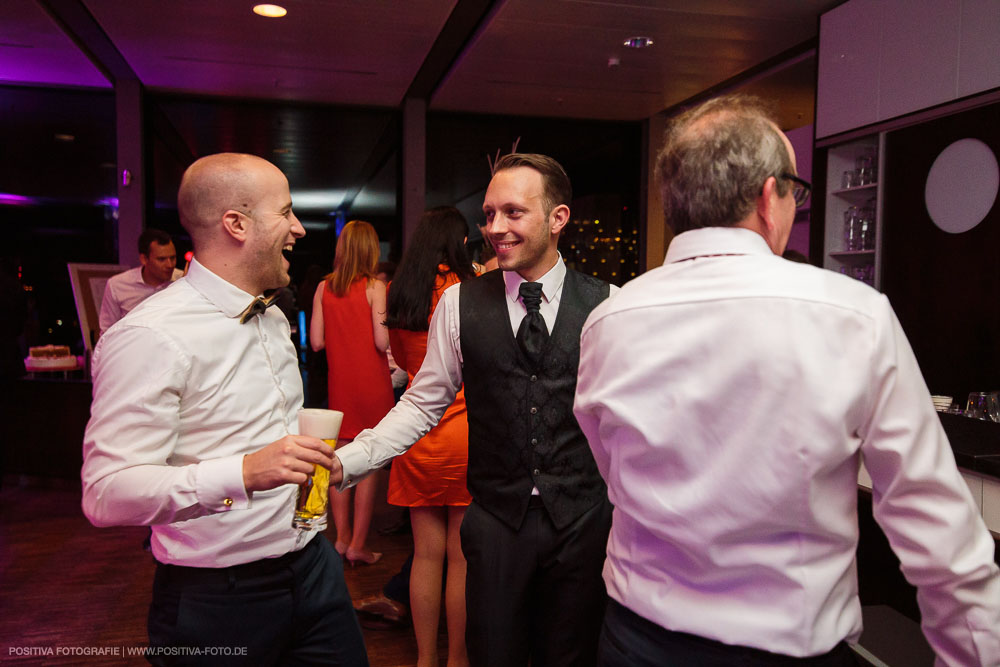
[[310, 220, 393, 566], [385, 207, 476, 667]]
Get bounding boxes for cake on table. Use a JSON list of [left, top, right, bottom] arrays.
[[25, 344, 80, 371]]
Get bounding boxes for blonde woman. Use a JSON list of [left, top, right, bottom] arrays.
[[310, 220, 393, 566]]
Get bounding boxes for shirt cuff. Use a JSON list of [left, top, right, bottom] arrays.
[[195, 455, 252, 511], [334, 446, 368, 491]]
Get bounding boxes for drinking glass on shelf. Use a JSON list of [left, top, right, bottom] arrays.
[[841, 170, 858, 189], [859, 203, 875, 250], [843, 207, 861, 250], [856, 154, 875, 185], [966, 392, 983, 418], [988, 392, 1000, 423], [965, 392, 996, 420]]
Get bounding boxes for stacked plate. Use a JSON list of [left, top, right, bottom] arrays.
[[931, 395, 953, 412]]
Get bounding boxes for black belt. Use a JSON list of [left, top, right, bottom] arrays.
[[155, 536, 319, 587]]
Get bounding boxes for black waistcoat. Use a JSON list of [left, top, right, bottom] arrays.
[[459, 268, 610, 530]]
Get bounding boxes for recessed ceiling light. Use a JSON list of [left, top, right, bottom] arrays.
[[623, 36, 654, 49], [253, 4, 287, 18], [54, 133, 75, 142], [273, 147, 291, 155]]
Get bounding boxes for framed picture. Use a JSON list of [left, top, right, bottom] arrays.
[[67, 263, 129, 353]]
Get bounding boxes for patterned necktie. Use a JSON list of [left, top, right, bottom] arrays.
[[239, 293, 279, 324], [516, 281, 548, 366]]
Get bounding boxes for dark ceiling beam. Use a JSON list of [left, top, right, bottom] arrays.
[[342, 0, 504, 214], [36, 0, 138, 83], [405, 0, 504, 101]]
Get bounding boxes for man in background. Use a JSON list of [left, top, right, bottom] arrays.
[[83, 153, 367, 665], [98, 227, 182, 335], [574, 95, 999, 666]]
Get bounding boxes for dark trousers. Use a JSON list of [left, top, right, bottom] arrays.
[[461, 497, 612, 667], [147, 535, 367, 666], [598, 599, 860, 667], [383, 551, 412, 604]]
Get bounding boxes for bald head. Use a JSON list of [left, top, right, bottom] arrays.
[[178, 153, 283, 247]]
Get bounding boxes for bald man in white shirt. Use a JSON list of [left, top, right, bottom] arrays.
[[82, 153, 367, 665]]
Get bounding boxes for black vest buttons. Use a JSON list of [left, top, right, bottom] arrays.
[[530, 406, 538, 414], [531, 438, 538, 445], [533, 469, 540, 476], [530, 374, 537, 382]]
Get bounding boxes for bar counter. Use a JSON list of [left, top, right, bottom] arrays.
[[858, 412, 1000, 536], [2, 375, 91, 480], [937, 412, 1000, 478]]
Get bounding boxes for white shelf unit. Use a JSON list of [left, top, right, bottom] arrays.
[[822, 134, 885, 289]]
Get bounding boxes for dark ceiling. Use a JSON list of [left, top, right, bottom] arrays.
[[0, 0, 837, 222]]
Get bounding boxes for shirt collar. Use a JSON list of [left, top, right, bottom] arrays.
[[503, 253, 566, 305], [184, 258, 259, 320], [665, 227, 775, 264], [127, 267, 147, 286]]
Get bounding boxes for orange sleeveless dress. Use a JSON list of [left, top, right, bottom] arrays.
[[321, 278, 394, 440], [386, 267, 472, 506]]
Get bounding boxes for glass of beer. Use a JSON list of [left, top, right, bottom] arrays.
[[293, 408, 343, 530]]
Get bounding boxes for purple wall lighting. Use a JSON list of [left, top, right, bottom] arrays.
[[0, 192, 37, 206]]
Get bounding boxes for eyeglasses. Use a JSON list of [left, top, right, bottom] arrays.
[[781, 173, 811, 207]]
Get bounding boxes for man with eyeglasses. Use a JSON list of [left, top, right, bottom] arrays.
[[574, 95, 999, 666]]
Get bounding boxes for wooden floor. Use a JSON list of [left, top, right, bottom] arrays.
[[0, 471, 441, 666]]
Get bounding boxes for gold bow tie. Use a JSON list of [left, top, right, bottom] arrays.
[[239, 293, 279, 324]]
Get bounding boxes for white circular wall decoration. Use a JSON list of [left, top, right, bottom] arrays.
[[924, 138, 999, 234]]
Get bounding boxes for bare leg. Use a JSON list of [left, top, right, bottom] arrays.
[[329, 487, 352, 555], [445, 505, 469, 667], [329, 437, 353, 555], [345, 474, 381, 564], [410, 506, 447, 667]]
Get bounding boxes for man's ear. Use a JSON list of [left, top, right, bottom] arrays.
[[222, 210, 249, 242], [756, 176, 779, 235], [549, 204, 570, 236], [138, 253, 149, 267]]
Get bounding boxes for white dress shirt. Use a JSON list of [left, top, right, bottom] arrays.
[[574, 227, 1000, 665], [82, 258, 315, 567], [336, 256, 617, 487], [98, 265, 184, 334]]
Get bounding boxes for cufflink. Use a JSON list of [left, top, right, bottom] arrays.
[[223, 497, 233, 507]]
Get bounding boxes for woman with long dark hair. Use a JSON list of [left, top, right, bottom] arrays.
[[384, 206, 476, 667], [310, 220, 393, 566]]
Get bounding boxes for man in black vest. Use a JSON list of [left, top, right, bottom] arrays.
[[332, 153, 615, 666]]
